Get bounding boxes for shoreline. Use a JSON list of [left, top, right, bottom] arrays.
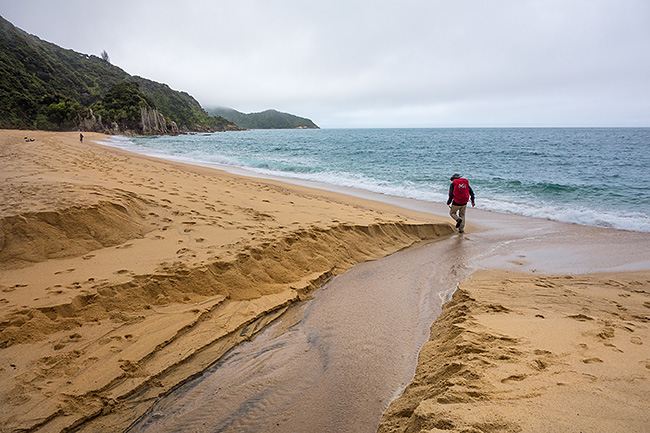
[[96, 130, 650, 234], [0, 130, 453, 432], [1, 130, 649, 432]]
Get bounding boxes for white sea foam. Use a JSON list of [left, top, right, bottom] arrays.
[[479, 198, 650, 232], [96, 132, 650, 233]]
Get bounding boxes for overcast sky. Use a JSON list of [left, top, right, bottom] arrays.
[[2, 0, 649, 128]]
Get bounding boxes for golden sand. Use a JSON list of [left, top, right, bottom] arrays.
[[378, 270, 650, 432], [0, 130, 452, 432], [2, 130, 649, 433]]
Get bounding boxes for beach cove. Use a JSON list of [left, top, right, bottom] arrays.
[[1, 130, 649, 432]]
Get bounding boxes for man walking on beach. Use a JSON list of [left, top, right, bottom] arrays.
[[447, 173, 475, 233]]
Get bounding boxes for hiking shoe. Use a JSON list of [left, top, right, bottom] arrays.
[[455, 218, 462, 228], [459, 229, 465, 233]]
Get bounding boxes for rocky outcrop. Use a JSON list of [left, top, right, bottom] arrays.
[[141, 106, 171, 135], [77, 108, 103, 132], [79, 107, 237, 136], [79, 107, 177, 136]]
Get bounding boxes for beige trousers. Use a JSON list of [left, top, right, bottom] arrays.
[[449, 204, 467, 231]]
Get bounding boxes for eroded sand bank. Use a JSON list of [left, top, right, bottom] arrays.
[[2, 130, 649, 433], [0, 130, 453, 432], [378, 270, 650, 433]]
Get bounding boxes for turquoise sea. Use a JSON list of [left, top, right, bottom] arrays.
[[103, 128, 650, 232]]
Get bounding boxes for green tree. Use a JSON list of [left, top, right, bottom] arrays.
[[91, 82, 154, 130], [0, 15, 235, 133]]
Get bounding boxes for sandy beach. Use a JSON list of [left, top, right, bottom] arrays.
[[378, 270, 650, 433], [1, 130, 649, 433], [0, 130, 452, 432]]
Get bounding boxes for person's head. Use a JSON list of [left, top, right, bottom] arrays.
[[450, 173, 461, 181]]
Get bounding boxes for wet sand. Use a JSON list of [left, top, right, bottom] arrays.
[[1, 130, 649, 433], [126, 236, 464, 433], [0, 130, 451, 432], [379, 269, 650, 433], [376, 196, 650, 433], [128, 201, 650, 433]]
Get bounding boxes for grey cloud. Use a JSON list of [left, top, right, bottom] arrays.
[[1, 0, 649, 127]]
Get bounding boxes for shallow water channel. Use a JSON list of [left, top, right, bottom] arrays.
[[125, 202, 650, 433], [126, 235, 474, 433]]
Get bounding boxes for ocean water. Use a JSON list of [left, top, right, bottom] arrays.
[[102, 128, 650, 232]]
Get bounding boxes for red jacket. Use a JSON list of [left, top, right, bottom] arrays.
[[447, 178, 475, 206]]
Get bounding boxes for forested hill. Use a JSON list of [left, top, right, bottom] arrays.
[[208, 107, 319, 129], [0, 15, 236, 134]]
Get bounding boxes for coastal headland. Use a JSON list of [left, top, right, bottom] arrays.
[[1, 130, 649, 433]]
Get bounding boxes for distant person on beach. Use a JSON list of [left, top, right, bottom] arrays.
[[447, 173, 475, 233], [79, 133, 83, 142]]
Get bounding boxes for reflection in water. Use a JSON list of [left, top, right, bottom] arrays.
[[128, 235, 473, 433]]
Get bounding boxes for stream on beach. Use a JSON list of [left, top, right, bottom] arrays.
[[127, 234, 472, 433], [125, 206, 650, 433]]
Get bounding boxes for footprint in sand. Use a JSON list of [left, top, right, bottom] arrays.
[[630, 337, 643, 345], [501, 374, 527, 383], [532, 358, 549, 370], [598, 328, 615, 340], [82, 254, 95, 260], [54, 269, 75, 275], [568, 314, 594, 322]]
